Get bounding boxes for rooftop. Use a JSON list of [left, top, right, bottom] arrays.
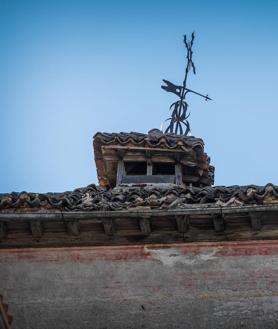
[[1, 183, 278, 248], [1, 183, 278, 212]]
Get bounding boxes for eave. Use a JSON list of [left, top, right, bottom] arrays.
[[1, 204, 278, 248]]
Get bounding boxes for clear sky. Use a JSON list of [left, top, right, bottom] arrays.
[[1, 0, 278, 192]]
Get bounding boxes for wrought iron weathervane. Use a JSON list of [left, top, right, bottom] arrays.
[[162, 32, 211, 135]]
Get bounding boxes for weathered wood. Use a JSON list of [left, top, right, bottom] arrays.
[[66, 221, 80, 236], [122, 175, 175, 184], [175, 215, 189, 233], [139, 217, 151, 235], [121, 154, 176, 163], [146, 160, 152, 176], [0, 222, 7, 241], [182, 175, 199, 183], [249, 212, 262, 230], [2, 226, 278, 249], [103, 145, 190, 153], [116, 160, 125, 186], [103, 149, 207, 166], [0, 205, 278, 248], [175, 163, 183, 185], [212, 214, 225, 233], [30, 221, 43, 238], [102, 218, 115, 236]]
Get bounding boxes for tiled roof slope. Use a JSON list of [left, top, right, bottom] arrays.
[[1, 183, 278, 212], [93, 130, 205, 152]]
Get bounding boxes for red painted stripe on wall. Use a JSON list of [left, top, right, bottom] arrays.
[[0, 240, 278, 264]]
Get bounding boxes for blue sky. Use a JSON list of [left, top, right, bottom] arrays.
[[0, 0, 278, 192]]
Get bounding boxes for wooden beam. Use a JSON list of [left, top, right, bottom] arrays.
[[249, 212, 262, 231], [116, 160, 125, 186], [212, 214, 225, 233], [139, 217, 151, 235], [122, 175, 175, 184], [175, 215, 189, 233], [103, 145, 192, 153], [102, 218, 115, 236], [66, 221, 80, 236], [146, 160, 152, 176], [30, 221, 43, 238], [175, 163, 183, 185]]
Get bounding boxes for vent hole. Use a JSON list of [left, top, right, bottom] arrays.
[[153, 163, 175, 175], [125, 162, 147, 175]]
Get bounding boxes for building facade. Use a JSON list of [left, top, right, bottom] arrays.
[[1, 130, 278, 328]]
